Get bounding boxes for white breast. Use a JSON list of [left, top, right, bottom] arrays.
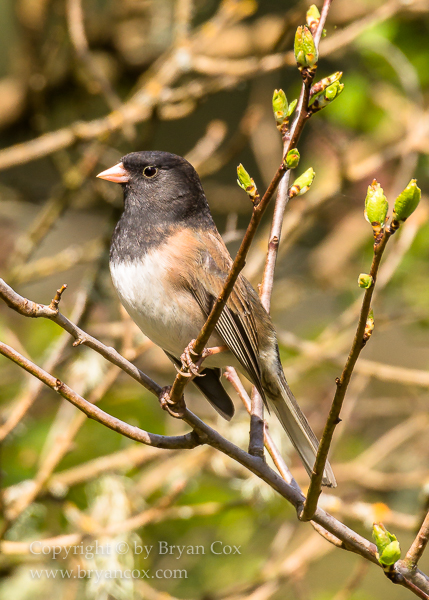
[[110, 250, 238, 370], [110, 254, 198, 356]]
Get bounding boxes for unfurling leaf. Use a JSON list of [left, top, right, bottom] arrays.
[[310, 80, 344, 111], [306, 5, 320, 32], [311, 72, 342, 98]]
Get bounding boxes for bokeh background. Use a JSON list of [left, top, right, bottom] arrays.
[[1, 0, 429, 598]]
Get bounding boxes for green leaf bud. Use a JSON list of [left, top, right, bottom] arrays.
[[237, 163, 258, 202], [358, 273, 373, 289], [364, 180, 388, 236], [294, 26, 318, 69], [393, 179, 421, 223], [373, 523, 401, 567], [379, 541, 401, 566], [284, 148, 300, 169], [272, 89, 289, 128], [310, 72, 342, 99], [289, 167, 315, 197], [310, 81, 344, 111]]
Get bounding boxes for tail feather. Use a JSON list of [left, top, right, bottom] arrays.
[[267, 377, 337, 488]]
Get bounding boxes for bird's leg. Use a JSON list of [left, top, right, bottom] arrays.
[[181, 340, 228, 376]]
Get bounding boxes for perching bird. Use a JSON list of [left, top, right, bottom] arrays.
[[97, 151, 336, 487]]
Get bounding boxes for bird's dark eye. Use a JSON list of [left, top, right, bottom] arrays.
[[142, 166, 158, 179]]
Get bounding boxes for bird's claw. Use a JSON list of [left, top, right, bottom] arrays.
[[180, 340, 205, 377], [158, 385, 186, 418]]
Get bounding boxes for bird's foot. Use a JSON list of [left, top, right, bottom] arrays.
[[158, 385, 186, 418], [181, 341, 228, 377], [180, 340, 204, 377]]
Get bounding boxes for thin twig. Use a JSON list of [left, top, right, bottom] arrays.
[[224, 367, 298, 489], [302, 229, 393, 521], [405, 510, 429, 570]]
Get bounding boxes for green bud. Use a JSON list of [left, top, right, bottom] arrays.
[[306, 5, 320, 31], [237, 163, 258, 202], [358, 273, 373, 289], [272, 89, 288, 128], [364, 180, 388, 236], [379, 541, 401, 566], [311, 72, 343, 99], [393, 179, 421, 223], [373, 523, 401, 567], [289, 167, 315, 197], [326, 81, 342, 100], [310, 81, 344, 111], [294, 26, 318, 69], [285, 148, 300, 169], [272, 90, 298, 130]]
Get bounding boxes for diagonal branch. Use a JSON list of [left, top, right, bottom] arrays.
[[0, 277, 162, 397], [0, 341, 199, 451], [404, 510, 429, 570], [301, 229, 393, 521]]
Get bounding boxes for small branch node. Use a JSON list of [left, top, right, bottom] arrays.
[[54, 378, 63, 392], [49, 284, 68, 313]]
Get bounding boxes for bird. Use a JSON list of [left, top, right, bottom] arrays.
[[97, 151, 336, 487]]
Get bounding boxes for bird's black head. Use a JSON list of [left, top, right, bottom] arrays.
[[98, 150, 212, 226], [99, 151, 216, 261]]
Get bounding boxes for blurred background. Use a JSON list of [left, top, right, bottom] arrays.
[[1, 0, 429, 598]]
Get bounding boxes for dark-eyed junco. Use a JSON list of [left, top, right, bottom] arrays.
[[97, 151, 336, 487]]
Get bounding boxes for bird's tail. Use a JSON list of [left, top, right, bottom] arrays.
[[266, 375, 337, 488]]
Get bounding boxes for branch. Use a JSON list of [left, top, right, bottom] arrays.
[[404, 510, 429, 570], [302, 229, 393, 521], [2, 281, 429, 596], [246, 0, 332, 459], [0, 341, 199, 451], [0, 278, 162, 397]]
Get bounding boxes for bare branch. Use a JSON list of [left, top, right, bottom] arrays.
[[404, 510, 429, 570], [302, 228, 394, 521], [0, 277, 162, 396], [0, 341, 200, 451]]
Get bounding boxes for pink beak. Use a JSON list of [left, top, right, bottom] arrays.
[[96, 162, 129, 183]]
